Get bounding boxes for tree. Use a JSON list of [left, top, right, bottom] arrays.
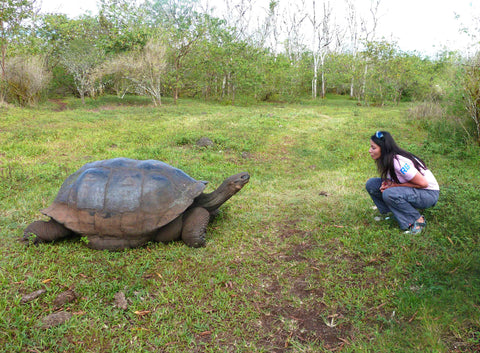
[[102, 36, 167, 106], [324, 51, 355, 95], [359, 0, 381, 100], [281, 0, 307, 65], [258, 0, 280, 53], [37, 14, 102, 59], [344, 0, 360, 98], [98, 0, 149, 53], [308, 0, 336, 99], [182, 17, 267, 103], [342, 0, 382, 101], [220, 0, 254, 42], [361, 41, 431, 105], [362, 40, 399, 105], [60, 39, 105, 103], [0, 0, 38, 101], [142, 0, 214, 103]]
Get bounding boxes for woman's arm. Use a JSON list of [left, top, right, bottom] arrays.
[[381, 171, 429, 191]]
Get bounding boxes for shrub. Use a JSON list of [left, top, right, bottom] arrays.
[[407, 101, 445, 120], [4, 55, 51, 106], [462, 53, 480, 144], [100, 38, 167, 106]]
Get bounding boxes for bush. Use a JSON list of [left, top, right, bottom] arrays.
[[462, 53, 480, 144], [4, 55, 51, 106], [408, 101, 469, 145], [59, 39, 105, 104], [100, 37, 167, 106], [407, 101, 445, 120]]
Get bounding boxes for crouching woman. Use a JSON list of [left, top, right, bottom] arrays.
[[366, 131, 439, 234]]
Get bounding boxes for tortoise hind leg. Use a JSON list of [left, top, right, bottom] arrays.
[[23, 219, 72, 245], [181, 207, 210, 248]]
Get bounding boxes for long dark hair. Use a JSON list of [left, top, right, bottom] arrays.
[[371, 131, 427, 183]]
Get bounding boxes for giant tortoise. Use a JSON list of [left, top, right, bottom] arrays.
[[24, 158, 250, 250]]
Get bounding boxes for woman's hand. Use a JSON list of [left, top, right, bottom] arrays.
[[380, 172, 429, 192], [380, 180, 395, 192]]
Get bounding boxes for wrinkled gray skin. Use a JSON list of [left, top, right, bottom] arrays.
[[24, 158, 250, 250]]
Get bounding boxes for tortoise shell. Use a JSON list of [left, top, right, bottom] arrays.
[[41, 158, 206, 237]]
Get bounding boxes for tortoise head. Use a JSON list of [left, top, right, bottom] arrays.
[[224, 172, 250, 192], [193, 172, 250, 212]]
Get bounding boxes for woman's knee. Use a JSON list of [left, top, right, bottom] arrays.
[[381, 187, 404, 204], [366, 178, 381, 193]]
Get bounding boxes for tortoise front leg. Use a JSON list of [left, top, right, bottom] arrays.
[[181, 207, 210, 248], [23, 219, 72, 245]]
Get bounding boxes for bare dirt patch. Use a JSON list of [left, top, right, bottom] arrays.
[[49, 99, 68, 111], [257, 275, 351, 352], [250, 221, 352, 351]]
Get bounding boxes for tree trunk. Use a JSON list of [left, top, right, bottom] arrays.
[[0, 20, 6, 102], [320, 54, 326, 98], [362, 63, 368, 102], [312, 55, 318, 99], [222, 75, 227, 98], [174, 59, 180, 104]]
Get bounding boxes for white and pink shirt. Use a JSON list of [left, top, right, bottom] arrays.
[[391, 155, 439, 190]]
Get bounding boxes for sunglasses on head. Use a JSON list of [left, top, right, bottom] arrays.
[[375, 131, 384, 139]]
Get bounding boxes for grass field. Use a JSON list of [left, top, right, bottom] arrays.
[[0, 95, 479, 352]]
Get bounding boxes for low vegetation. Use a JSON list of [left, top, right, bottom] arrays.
[[0, 95, 479, 352]]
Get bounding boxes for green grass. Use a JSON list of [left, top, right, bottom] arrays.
[[0, 95, 479, 352]]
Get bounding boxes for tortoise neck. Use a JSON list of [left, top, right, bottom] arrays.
[[193, 181, 235, 213]]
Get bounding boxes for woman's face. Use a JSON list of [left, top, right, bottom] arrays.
[[369, 139, 381, 160]]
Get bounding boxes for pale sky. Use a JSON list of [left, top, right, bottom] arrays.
[[39, 0, 478, 56]]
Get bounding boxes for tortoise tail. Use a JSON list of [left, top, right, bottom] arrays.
[[23, 219, 72, 245]]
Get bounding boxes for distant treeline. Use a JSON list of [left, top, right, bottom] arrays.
[[2, 0, 480, 143]]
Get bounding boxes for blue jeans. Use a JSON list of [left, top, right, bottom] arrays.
[[365, 178, 439, 230]]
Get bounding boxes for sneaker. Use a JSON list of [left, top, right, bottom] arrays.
[[404, 217, 426, 234], [374, 214, 391, 222]]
